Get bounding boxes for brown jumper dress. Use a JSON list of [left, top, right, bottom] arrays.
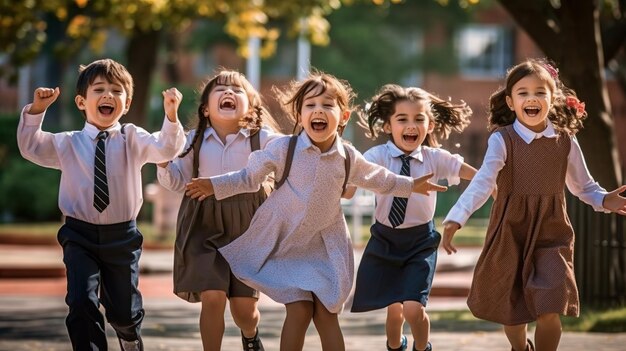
[[173, 131, 265, 303], [467, 125, 579, 325]]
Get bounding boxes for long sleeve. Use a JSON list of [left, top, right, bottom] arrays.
[[565, 136, 608, 211], [444, 133, 505, 227], [348, 146, 414, 198], [16, 105, 61, 169], [126, 116, 186, 165], [157, 132, 195, 193], [210, 137, 284, 200]]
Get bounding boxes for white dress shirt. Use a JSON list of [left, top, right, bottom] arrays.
[[444, 120, 608, 227], [364, 141, 464, 228], [17, 105, 186, 224], [157, 127, 280, 193]]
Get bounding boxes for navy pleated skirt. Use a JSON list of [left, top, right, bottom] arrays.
[[351, 221, 441, 312]]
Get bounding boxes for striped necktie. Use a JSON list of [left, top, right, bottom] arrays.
[[93, 131, 109, 213], [388, 154, 411, 228]]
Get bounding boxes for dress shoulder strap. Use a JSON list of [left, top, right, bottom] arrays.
[[191, 129, 204, 178], [274, 135, 299, 190], [250, 130, 261, 152], [341, 142, 351, 193]]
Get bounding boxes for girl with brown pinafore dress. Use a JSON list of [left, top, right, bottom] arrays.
[[442, 59, 626, 351]]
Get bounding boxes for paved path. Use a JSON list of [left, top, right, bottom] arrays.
[[1, 245, 625, 350]]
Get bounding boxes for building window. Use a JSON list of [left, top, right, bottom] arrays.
[[457, 25, 513, 79]]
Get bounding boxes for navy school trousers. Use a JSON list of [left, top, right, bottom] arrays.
[[57, 216, 144, 350]]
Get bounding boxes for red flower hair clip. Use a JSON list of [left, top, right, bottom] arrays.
[[542, 63, 559, 81], [566, 96, 586, 117]]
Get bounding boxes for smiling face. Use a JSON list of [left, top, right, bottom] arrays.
[[300, 87, 349, 152], [75, 76, 131, 130], [384, 99, 434, 153], [205, 83, 250, 135], [506, 73, 553, 132]]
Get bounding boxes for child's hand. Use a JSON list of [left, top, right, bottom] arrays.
[[29, 87, 60, 115], [442, 221, 461, 255], [163, 87, 182, 123], [603, 185, 626, 216], [342, 184, 357, 199], [412, 173, 447, 195], [185, 177, 214, 201]]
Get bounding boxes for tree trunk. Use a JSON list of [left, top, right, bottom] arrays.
[[125, 28, 162, 127], [500, 0, 621, 188]]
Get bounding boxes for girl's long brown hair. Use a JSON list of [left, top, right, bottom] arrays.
[[358, 84, 472, 147]]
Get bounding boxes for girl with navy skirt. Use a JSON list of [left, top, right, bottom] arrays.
[[350, 85, 476, 351]]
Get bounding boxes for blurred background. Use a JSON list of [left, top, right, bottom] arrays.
[[0, 0, 625, 305]]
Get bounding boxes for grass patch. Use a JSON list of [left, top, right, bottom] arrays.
[[561, 306, 626, 333]]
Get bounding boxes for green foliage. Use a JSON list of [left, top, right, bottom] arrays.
[[561, 306, 626, 333], [311, 1, 471, 102], [0, 113, 61, 222], [0, 161, 61, 222]]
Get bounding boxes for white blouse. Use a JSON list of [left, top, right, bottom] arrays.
[[157, 127, 280, 193], [364, 141, 464, 228]]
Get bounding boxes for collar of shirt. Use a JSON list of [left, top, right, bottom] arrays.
[[83, 122, 122, 140], [204, 127, 250, 143], [299, 132, 347, 158], [513, 119, 557, 144], [385, 141, 424, 162]]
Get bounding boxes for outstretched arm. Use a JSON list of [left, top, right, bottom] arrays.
[[412, 173, 447, 195], [441, 221, 461, 255], [603, 185, 626, 216]]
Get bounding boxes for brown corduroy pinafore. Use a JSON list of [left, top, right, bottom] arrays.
[[173, 131, 266, 303], [467, 125, 579, 325]]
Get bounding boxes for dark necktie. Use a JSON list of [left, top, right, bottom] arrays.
[[93, 131, 109, 212], [388, 154, 411, 228]]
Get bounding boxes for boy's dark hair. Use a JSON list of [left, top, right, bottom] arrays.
[[359, 84, 471, 147], [488, 58, 587, 134], [76, 59, 134, 99]]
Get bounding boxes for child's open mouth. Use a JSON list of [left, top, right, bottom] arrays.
[[403, 134, 418, 143], [311, 119, 327, 131], [220, 98, 236, 110], [98, 105, 114, 115], [524, 107, 540, 117]]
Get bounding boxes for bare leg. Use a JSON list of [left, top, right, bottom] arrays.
[[403, 301, 429, 350], [535, 313, 561, 351], [386, 303, 405, 349], [504, 323, 528, 351], [280, 301, 313, 351], [199, 290, 228, 351], [311, 296, 345, 351], [230, 297, 261, 338]]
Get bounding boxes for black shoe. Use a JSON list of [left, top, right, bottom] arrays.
[[413, 340, 432, 351], [241, 328, 264, 351], [118, 335, 143, 351], [511, 339, 534, 351], [387, 335, 407, 351]]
